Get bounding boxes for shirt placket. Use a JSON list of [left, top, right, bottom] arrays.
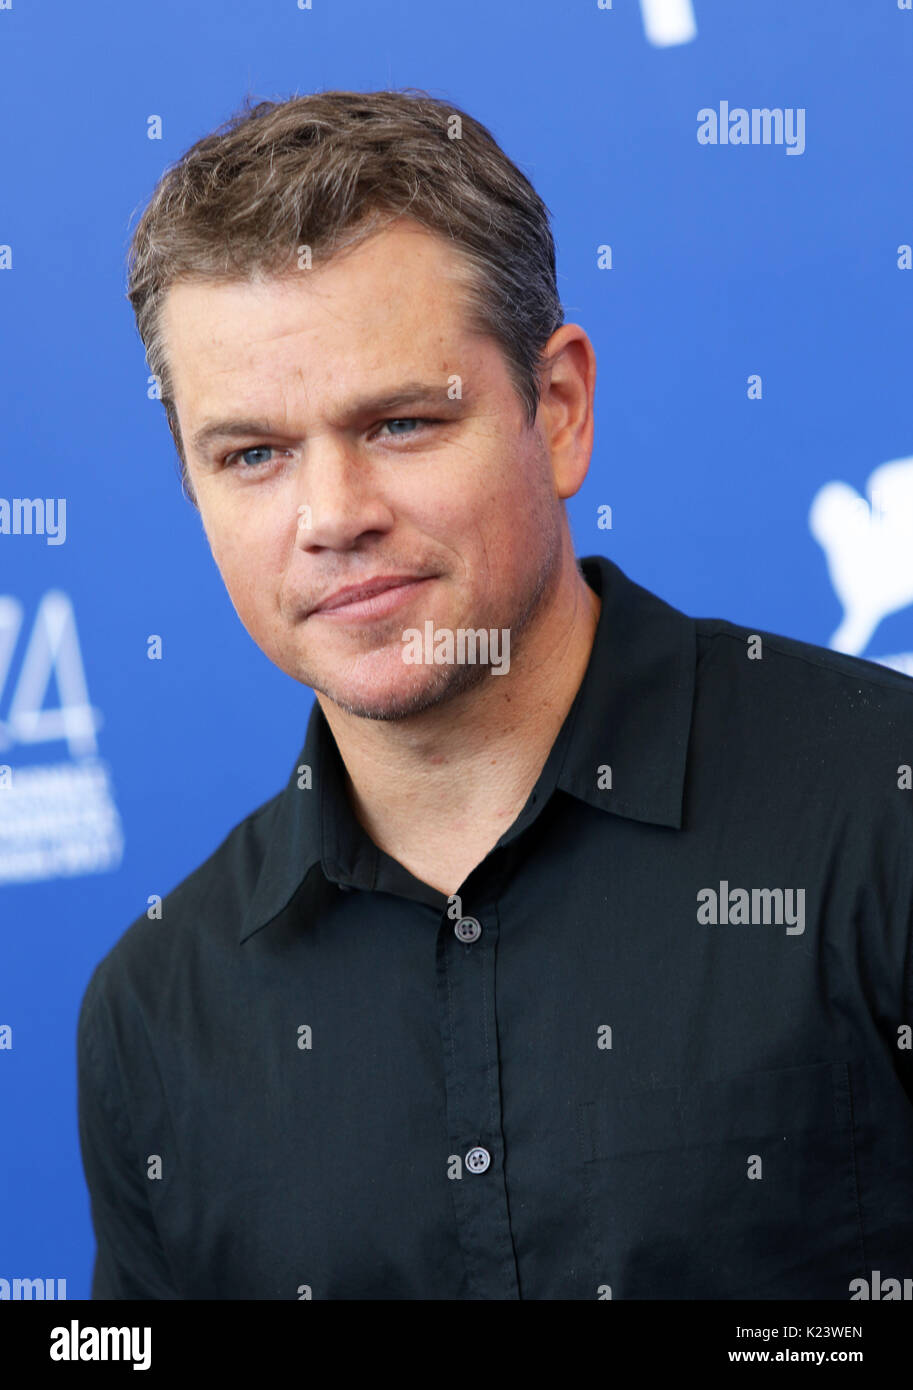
[[435, 894, 520, 1299]]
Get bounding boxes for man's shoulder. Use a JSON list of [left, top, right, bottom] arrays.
[[78, 785, 287, 1030], [690, 612, 913, 773], [694, 611, 913, 707], [606, 555, 913, 716]]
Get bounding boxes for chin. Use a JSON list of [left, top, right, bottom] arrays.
[[313, 655, 490, 721]]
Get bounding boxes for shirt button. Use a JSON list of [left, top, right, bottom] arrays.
[[465, 1146, 491, 1174], [454, 916, 482, 943]]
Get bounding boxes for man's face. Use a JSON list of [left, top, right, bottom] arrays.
[[161, 219, 565, 719]]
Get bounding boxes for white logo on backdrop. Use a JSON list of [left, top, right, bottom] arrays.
[[810, 456, 913, 676], [641, 0, 697, 47], [0, 591, 124, 884]]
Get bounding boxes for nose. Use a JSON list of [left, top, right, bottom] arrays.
[[295, 440, 394, 551]]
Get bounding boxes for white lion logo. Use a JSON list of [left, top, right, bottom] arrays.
[[810, 456, 913, 659]]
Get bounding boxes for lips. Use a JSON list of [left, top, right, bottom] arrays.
[[309, 575, 429, 616]]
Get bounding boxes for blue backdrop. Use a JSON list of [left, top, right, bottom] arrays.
[[1, 0, 911, 1298]]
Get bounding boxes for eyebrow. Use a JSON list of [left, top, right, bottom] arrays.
[[188, 382, 464, 457]]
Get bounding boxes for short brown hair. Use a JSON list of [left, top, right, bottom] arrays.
[[125, 88, 565, 507]]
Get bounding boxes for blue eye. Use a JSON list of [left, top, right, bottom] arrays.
[[376, 417, 444, 440], [221, 418, 439, 472], [381, 418, 421, 435], [225, 446, 277, 470]]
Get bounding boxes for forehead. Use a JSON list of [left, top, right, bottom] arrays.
[[159, 220, 480, 402]]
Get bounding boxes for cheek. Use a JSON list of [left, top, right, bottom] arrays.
[[404, 464, 510, 542], [207, 528, 277, 621]]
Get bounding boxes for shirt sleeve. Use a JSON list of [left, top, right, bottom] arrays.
[[76, 962, 181, 1299]]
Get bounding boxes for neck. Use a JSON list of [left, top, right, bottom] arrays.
[[316, 553, 602, 892]]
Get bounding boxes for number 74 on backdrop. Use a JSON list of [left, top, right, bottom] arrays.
[[0, 592, 124, 886]]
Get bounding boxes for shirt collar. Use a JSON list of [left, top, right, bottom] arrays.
[[554, 552, 696, 826], [239, 552, 696, 942]]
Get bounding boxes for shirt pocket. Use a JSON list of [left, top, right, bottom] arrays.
[[578, 1059, 864, 1299]]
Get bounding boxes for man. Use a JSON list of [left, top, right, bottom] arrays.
[[78, 89, 913, 1300]]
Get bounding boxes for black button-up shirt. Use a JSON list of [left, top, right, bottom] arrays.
[[77, 552, 913, 1299]]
